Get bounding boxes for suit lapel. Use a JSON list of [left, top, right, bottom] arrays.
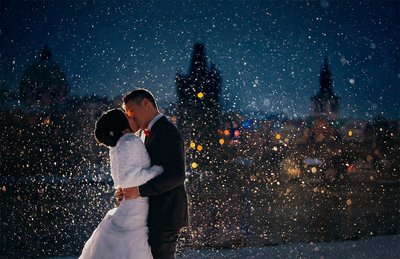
[[145, 116, 167, 147]]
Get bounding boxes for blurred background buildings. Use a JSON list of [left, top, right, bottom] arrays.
[[0, 42, 399, 257]]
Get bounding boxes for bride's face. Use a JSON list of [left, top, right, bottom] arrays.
[[126, 115, 140, 133]]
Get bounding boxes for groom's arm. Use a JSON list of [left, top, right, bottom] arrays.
[[138, 129, 185, 197]]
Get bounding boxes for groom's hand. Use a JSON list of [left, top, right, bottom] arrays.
[[123, 186, 140, 200], [115, 187, 124, 206]]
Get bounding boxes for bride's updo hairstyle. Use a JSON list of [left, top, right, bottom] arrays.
[[94, 108, 130, 147]]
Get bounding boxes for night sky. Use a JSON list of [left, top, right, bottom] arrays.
[[1, 0, 399, 120]]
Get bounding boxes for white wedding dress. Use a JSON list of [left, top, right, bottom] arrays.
[[79, 133, 163, 259]]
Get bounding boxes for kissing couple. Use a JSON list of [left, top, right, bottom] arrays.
[[79, 89, 189, 259]]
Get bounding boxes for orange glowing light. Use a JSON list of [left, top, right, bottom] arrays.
[[310, 167, 317, 174], [275, 133, 281, 140], [366, 155, 373, 163], [42, 118, 51, 126], [219, 139, 225, 145], [234, 130, 240, 138], [348, 130, 353, 137], [224, 130, 230, 136], [288, 168, 301, 176], [347, 164, 356, 173], [197, 145, 203, 151], [170, 115, 177, 124]]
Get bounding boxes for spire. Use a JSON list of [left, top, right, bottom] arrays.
[[209, 62, 220, 78], [38, 44, 52, 61], [319, 57, 332, 95], [311, 56, 340, 121], [189, 43, 207, 75]]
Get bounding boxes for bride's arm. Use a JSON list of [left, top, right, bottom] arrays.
[[116, 136, 163, 188]]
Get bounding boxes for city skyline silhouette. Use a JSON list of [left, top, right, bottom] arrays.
[[1, 0, 399, 120]]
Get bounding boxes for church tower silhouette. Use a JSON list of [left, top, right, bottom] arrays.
[[19, 44, 70, 108], [176, 43, 221, 157], [311, 57, 340, 121]]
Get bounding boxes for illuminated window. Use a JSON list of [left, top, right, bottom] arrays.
[[190, 142, 196, 149], [275, 133, 281, 140], [197, 92, 204, 99], [191, 162, 198, 169]]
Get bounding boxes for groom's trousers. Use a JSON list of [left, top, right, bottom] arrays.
[[149, 226, 180, 259]]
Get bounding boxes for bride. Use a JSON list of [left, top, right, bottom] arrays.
[[79, 108, 163, 259]]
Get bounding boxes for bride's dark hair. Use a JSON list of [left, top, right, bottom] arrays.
[[94, 108, 130, 147]]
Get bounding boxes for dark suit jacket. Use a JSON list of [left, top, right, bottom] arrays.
[[139, 116, 188, 229]]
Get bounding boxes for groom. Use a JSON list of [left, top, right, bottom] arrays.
[[119, 88, 188, 259]]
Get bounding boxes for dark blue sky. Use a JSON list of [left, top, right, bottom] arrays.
[[1, 0, 399, 120]]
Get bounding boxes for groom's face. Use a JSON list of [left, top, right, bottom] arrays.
[[124, 99, 147, 129]]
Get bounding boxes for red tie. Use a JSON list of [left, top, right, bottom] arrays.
[[144, 129, 151, 137]]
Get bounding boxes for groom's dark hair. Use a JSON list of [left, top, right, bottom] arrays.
[[94, 108, 130, 147], [123, 88, 158, 109]]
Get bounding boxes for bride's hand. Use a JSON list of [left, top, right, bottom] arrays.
[[115, 187, 124, 206]]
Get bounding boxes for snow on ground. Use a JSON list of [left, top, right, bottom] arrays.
[[179, 235, 400, 259], [49, 235, 399, 259]]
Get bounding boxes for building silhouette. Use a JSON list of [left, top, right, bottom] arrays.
[[308, 58, 341, 143], [311, 57, 340, 121], [19, 44, 70, 108], [176, 43, 221, 148]]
